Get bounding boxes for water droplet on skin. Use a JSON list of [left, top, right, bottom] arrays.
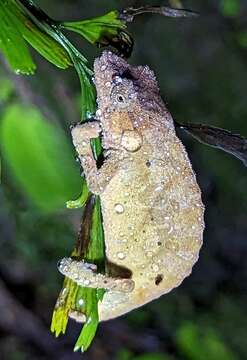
[[84, 279, 90, 286], [114, 203, 125, 214], [117, 252, 126, 260], [96, 109, 102, 117], [151, 264, 159, 272], [105, 81, 111, 87], [74, 273, 79, 280], [177, 251, 194, 261], [155, 186, 163, 192], [113, 75, 123, 84], [168, 226, 174, 234], [101, 64, 107, 71]]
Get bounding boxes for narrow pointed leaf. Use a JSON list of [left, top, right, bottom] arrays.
[[74, 196, 105, 352], [0, 3, 35, 74], [11, 1, 73, 69], [51, 196, 105, 352], [176, 121, 247, 166], [62, 11, 133, 58], [120, 5, 198, 22]]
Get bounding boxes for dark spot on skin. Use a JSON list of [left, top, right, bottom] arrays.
[[121, 69, 136, 80], [146, 160, 151, 168], [155, 274, 163, 286], [157, 241, 162, 246]]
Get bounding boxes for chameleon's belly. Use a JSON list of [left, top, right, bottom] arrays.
[[99, 135, 204, 321]]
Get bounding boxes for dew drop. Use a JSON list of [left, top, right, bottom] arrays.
[[96, 109, 102, 117], [78, 298, 84, 306], [114, 203, 125, 214], [151, 264, 159, 272], [117, 252, 126, 260], [177, 251, 194, 261], [113, 75, 123, 84], [61, 287, 67, 296]]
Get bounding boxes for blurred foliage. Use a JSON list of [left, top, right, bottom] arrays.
[[117, 350, 173, 360], [220, 0, 241, 17], [0, 104, 81, 212], [0, 78, 14, 103], [176, 322, 236, 360]]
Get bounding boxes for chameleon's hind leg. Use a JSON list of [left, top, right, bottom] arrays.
[[58, 257, 135, 293]]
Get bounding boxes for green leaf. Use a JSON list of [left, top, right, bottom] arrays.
[[74, 61, 96, 120], [62, 10, 133, 58], [0, 2, 36, 74], [0, 104, 81, 212], [220, 0, 240, 17], [10, 1, 73, 69], [51, 196, 105, 352], [66, 182, 90, 209], [74, 196, 105, 352]]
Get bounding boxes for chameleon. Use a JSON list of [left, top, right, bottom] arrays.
[[58, 51, 205, 321]]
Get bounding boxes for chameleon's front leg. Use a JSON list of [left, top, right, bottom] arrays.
[[71, 121, 105, 195], [58, 258, 135, 293]]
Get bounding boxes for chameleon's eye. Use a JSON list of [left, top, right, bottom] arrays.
[[111, 82, 136, 109], [117, 94, 125, 103]]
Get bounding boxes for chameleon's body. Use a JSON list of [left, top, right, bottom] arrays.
[[59, 51, 204, 321]]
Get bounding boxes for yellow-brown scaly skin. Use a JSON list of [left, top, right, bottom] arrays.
[[59, 51, 205, 321]]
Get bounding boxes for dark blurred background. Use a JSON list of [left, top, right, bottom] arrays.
[[0, 0, 247, 359]]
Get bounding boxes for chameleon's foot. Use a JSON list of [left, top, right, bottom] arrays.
[[71, 122, 101, 146], [58, 258, 135, 293]]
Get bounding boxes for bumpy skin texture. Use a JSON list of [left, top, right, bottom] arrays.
[[59, 51, 205, 322]]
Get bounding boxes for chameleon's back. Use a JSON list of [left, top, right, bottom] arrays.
[[94, 52, 204, 320]]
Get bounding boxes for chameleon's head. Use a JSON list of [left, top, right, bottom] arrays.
[[94, 51, 161, 114]]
